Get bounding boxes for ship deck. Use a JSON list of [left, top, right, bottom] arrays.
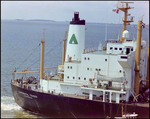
[[11, 80, 149, 108], [86, 50, 108, 55]]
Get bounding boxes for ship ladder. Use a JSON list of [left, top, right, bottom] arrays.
[[75, 87, 81, 96], [130, 88, 138, 102]]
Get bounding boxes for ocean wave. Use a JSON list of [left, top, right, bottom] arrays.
[[1, 96, 21, 111]]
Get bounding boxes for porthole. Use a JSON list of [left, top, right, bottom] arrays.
[[119, 48, 122, 50], [84, 57, 86, 60], [95, 68, 98, 71], [68, 66, 69, 69], [110, 47, 113, 50], [78, 77, 80, 80], [115, 47, 118, 50], [88, 57, 90, 60], [119, 70, 122, 73], [70, 66, 72, 69], [67, 76, 69, 79], [73, 77, 75, 79], [99, 69, 101, 71], [105, 59, 107, 61], [131, 48, 133, 51], [87, 68, 89, 70], [84, 78, 86, 80]]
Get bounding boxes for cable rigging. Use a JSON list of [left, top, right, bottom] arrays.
[[16, 44, 40, 70], [129, 24, 134, 39], [25, 41, 62, 70]]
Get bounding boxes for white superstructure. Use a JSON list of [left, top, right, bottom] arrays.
[[39, 12, 148, 104]]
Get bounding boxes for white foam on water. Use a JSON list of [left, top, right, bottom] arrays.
[[1, 96, 21, 111], [1, 96, 43, 118]]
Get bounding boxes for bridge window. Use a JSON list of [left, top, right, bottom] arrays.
[[126, 48, 130, 54], [121, 56, 127, 59], [109, 81, 112, 87]]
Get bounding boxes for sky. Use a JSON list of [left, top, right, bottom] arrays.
[[1, 1, 149, 25]]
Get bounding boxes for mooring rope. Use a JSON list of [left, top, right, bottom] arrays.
[[116, 103, 121, 117]]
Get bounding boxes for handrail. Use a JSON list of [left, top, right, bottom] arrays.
[[12, 71, 40, 74], [22, 66, 58, 72]]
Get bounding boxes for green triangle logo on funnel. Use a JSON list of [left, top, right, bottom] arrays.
[[69, 34, 78, 44]]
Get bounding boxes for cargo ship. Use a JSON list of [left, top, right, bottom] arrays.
[[11, 2, 149, 118]]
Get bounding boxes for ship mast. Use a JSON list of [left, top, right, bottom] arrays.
[[134, 18, 145, 95], [116, 2, 134, 43], [62, 29, 68, 65], [146, 45, 149, 87], [40, 29, 46, 79]]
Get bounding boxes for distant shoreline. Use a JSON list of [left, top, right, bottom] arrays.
[[15, 19, 56, 22], [1, 19, 149, 26]]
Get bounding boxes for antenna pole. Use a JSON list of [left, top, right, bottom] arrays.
[[105, 11, 107, 42], [103, 10, 107, 50], [105, 21, 107, 42]]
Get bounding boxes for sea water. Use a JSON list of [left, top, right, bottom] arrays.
[[1, 19, 149, 118]]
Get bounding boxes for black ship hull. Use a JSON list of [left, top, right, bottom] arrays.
[[11, 83, 149, 118]]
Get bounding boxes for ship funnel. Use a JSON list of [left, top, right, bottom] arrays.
[[74, 12, 80, 21], [65, 12, 85, 62]]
